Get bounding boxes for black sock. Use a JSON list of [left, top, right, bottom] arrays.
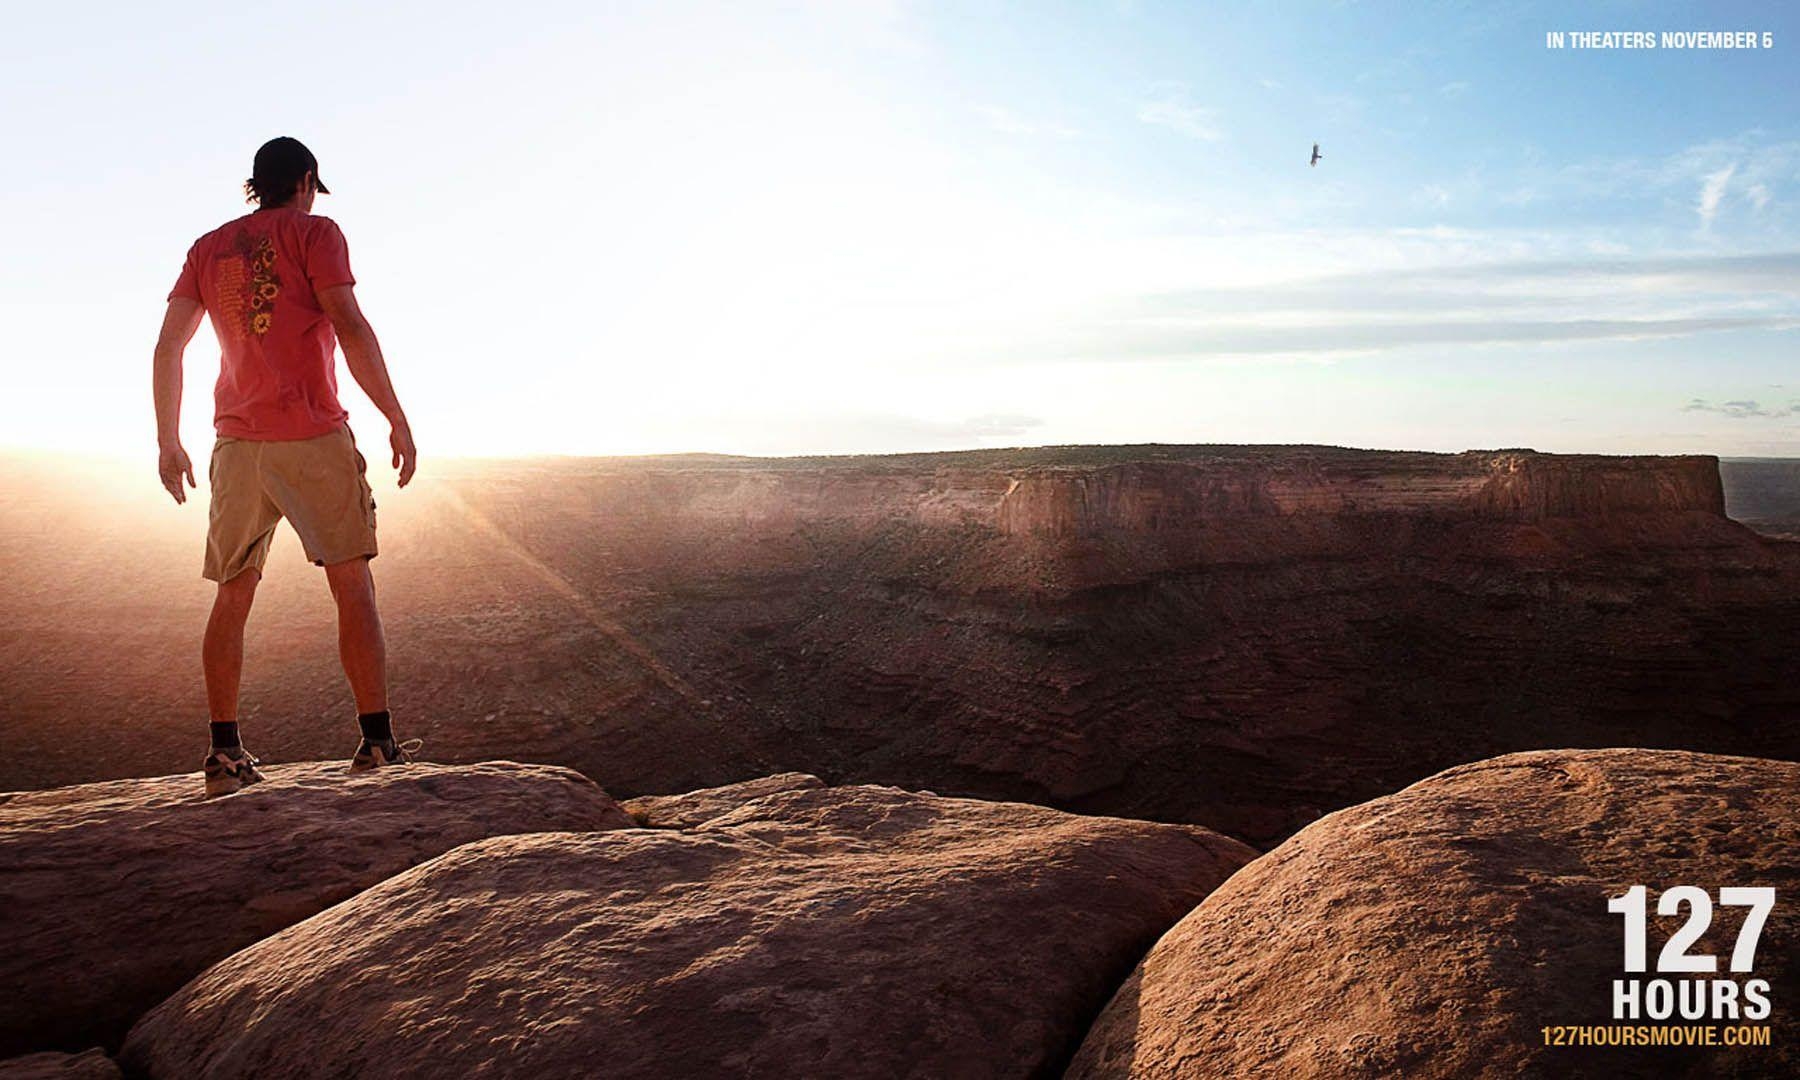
[[210, 721, 241, 749], [358, 710, 393, 743]]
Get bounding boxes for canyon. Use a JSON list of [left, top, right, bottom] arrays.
[[3, 445, 1798, 847]]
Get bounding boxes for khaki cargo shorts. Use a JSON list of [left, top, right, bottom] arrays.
[[204, 424, 378, 582]]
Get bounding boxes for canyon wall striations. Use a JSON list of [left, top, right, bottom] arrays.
[[5, 445, 1796, 847]]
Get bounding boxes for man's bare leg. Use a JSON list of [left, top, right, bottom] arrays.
[[203, 568, 260, 723], [201, 568, 266, 795], [324, 556, 387, 713]]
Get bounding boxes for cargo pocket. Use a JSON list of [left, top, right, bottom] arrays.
[[353, 448, 377, 527], [208, 436, 237, 488]]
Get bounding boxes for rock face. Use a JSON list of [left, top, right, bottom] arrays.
[[0, 1051, 120, 1080], [995, 452, 1725, 538], [1067, 749, 1800, 1079], [381, 449, 1800, 849], [121, 784, 1255, 1080], [432, 446, 1796, 846], [622, 770, 826, 827], [1721, 458, 1800, 539], [6, 445, 1798, 847], [0, 762, 631, 1057]]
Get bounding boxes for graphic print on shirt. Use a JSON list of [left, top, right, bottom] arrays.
[[218, 229, 282, 338]]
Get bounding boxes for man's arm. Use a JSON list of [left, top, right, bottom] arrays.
[[153, 297, 205, 504], [318, 283, 416, 487]]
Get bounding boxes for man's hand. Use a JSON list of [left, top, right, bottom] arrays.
[[159, 443, 196, 504], [390, 422, 417, 487]]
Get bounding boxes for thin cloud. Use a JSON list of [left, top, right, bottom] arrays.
[[948, 413, 1046, 437], [1494, 134, 1794, 231], [1438, 81, 1470, 97], [1683, 399, 1800, 419], [682, 411, 1046, 454], [1038, 315, 1800, 363], [1314, 93, 1366, 126], [1124, 253, 1800, 313], [975, 104, 1080, 139], [992, 250, 1800, 365], [1699, 164, 1736, 229], [1137, 91, 1222, 141]]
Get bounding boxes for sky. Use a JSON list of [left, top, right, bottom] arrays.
[[2, 0, 1796, 460]]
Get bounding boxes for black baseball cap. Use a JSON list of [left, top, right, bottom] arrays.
[[252, 136, 330, 195]]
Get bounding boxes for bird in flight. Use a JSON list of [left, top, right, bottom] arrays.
[[1310, 142, 1323, 167]]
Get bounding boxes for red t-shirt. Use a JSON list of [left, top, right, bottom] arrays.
[[169, 208, 357, 440]]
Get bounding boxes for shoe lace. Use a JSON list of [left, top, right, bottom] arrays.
[[353, 736, 423, 764]]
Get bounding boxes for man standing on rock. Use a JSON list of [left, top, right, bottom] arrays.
[[151, 136, 421, 797]]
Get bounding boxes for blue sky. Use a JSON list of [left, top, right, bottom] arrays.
[[2, 0, 1795, 457]]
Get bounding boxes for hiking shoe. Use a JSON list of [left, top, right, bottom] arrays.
[[349, 737, 423, 773], [203, 746, 265, 798]]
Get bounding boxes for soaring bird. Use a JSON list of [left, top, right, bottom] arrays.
[[1310, 142, 1322, 167]]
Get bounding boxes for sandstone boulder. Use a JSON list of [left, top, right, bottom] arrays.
[[0, 1051, 120, 1080], [0, 761, 631, 1057], [122, 784, 1254, 1079], [1067, 749, 1800, 1078], [622, 770, 825, 826]]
